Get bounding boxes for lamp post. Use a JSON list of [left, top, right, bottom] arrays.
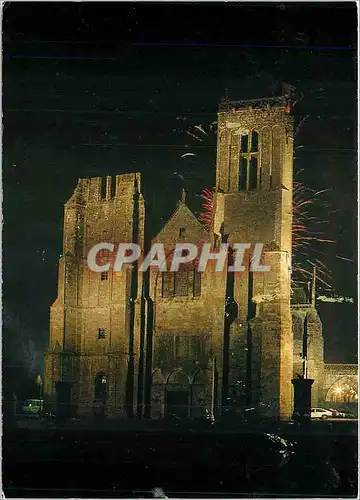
[[303, 355, 308, 379], [36, 374, 43, 410], [292, 342, 314, 422], [210, 352, 217, 420]]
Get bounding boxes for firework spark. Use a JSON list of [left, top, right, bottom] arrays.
[[197, 177, 336, 290], [336, 255, 354, 263], [199, 188, 214, 232], [186, 122, 217, 143], [193, 124, 207, 136], [183, 120, 337, 293], [292, 175, 336, 289]]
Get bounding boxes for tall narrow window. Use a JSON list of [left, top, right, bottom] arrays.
[[251, 130, 259, 152], [174, 269, 189, 297], [101, 271, 108, 281], [240, 135, 249, 153], [110, 175, 116, 198], [239, 158, 247, 190], [239, 129, 259, 192], [162, 272, 175, 298], [193, 270, 201, 297], [179, 227, 186, 237], [100, 176, 107, 199], [249, 156, 258, 190]]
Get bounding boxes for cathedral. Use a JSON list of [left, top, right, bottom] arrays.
[[44, 95, 333, 420]]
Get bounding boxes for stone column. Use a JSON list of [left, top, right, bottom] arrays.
[[291, 377, 314, 422]]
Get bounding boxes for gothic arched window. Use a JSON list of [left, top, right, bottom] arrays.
[[240, 134, 249, 154], [239, 158, 247, 191], [251, 130, 259, 152], [100, 176, 107, 199], [249, 156, 258, 190], [239, 130, 259, 191]]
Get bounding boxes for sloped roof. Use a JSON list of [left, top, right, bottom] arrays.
[[152, 201, 210, 243]]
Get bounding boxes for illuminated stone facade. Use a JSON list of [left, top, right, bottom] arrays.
[[45, 97, 351, 420], [210, 97, 295, 418], [44, 173, 145, 417]]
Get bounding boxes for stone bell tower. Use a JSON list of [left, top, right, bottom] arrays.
[[212, 95, 294, 418]]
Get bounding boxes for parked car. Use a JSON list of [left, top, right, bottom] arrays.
[[21, 398, 43, 415], [328, 408, 346, 418], [310, 408, 333, 420]]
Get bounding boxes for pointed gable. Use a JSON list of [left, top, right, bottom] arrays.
[[152, 202, 210, 249]]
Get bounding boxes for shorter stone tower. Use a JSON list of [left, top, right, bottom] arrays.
[[44, 173, 145, 418]]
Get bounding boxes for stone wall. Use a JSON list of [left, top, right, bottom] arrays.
[[322, 363, 358, 406]]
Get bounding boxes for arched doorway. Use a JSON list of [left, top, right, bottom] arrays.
[[326, 377, 358, 404], [165, 370, 190, 419]]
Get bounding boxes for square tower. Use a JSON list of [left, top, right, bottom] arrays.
[[213, 96, 294, 418], [44, 173, 145, 418]]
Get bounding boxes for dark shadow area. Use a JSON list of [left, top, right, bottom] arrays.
[[2, 421, 357, 498]]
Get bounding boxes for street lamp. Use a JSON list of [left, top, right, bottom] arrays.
[[297, 353, 311, 379], [36, 374, 43, 410]]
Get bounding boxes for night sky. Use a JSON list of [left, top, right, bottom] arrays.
[[3, 2, 358, 378]]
